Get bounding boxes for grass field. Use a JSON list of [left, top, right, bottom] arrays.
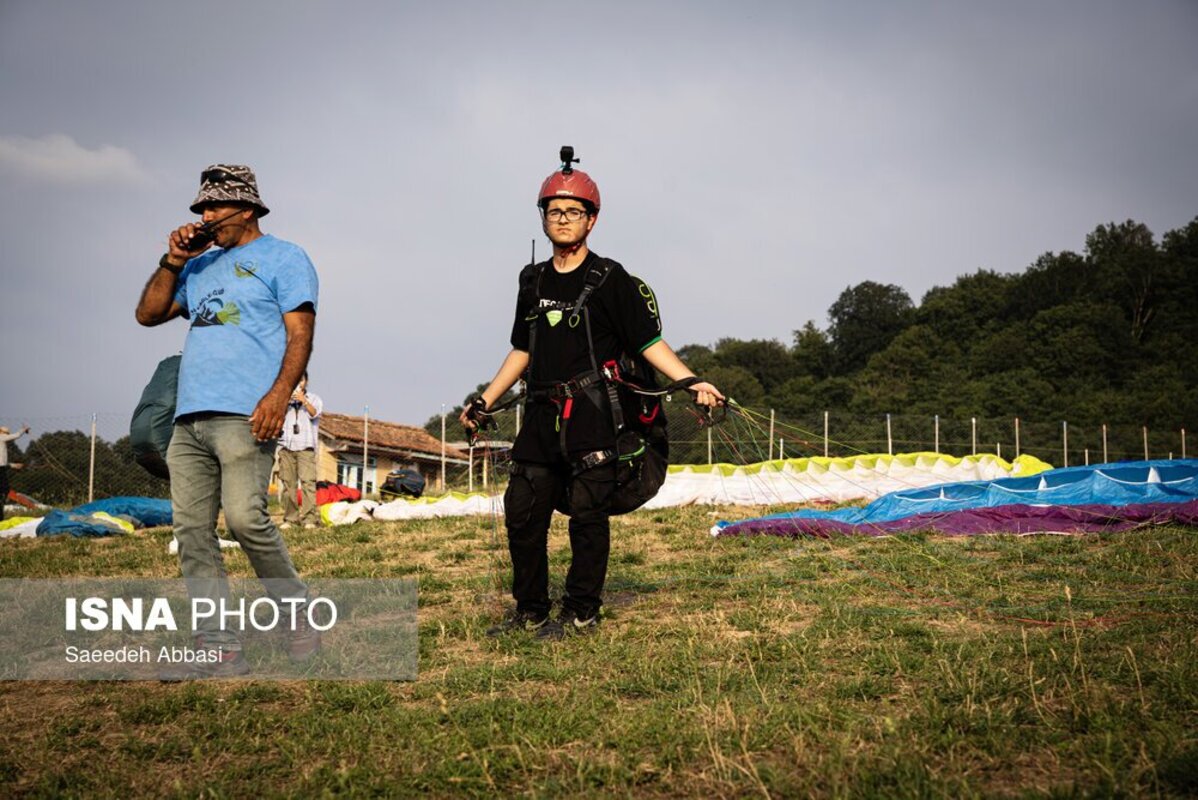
[[1, 505, 1196, 798]]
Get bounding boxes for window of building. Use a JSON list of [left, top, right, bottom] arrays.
[[336, 455, 377, 494]]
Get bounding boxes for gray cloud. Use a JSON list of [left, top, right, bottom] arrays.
[[0, 133, 152, 185]]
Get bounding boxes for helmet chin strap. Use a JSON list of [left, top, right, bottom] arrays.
[[556, 237, 586, 258]]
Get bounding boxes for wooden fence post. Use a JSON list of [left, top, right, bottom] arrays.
[[1062, 420, 1069, 468]]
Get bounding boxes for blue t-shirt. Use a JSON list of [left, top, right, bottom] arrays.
[[173, 234, 319, 418]]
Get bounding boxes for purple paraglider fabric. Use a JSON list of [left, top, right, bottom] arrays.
[[713, 461, 1198, 538], [716, 499, 1198, 539]]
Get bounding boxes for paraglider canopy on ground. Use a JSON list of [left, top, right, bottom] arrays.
[[714, 460, 1198, 538]]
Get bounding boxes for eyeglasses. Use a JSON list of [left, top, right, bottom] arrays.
[[201, 168, 255, 189], [543, 207, 589, 223]]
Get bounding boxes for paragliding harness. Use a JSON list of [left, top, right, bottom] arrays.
[[514, 257, 698, 515]]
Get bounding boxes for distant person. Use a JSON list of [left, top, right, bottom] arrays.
[[135, 164, 320, 678], [0, 424, 30, 521], [278, 371, 323, 530], [462, 149, 723, 640]]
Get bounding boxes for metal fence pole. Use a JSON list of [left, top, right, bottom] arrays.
[[707, 426, 713, 465], [88, 413, 97, 503], [823, 411, 829, 457], [1102, 423, 1108, 463], [440, 405, 447, 492], [1182, 428, 1187, 459], [934, 414, 940, 454], [886, 414, 893, 456], [1143, 426, 1149, 460], [971, 417, 977, 456], [362, 406, 370, 495], [1015, 417, 1020, 458]]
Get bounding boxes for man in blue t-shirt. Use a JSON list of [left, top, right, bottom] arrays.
[[136, 164, 320, 678]]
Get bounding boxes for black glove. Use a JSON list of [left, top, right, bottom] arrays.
[[464, 396, 490, 425], [463, 397, 497, 443]]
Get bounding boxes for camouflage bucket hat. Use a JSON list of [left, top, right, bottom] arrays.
[[190, 163, 270, 216]]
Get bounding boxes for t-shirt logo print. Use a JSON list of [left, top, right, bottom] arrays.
[[192, 297, 242, 327], [546, 309, 563, 327], [233, 261, 258, 278]]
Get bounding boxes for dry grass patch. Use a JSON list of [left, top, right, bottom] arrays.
[[1, 511, 1195, 797]]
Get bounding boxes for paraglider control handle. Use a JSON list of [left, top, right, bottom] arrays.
[[678, 377, 728, 428], [463, 396, 497, 446]]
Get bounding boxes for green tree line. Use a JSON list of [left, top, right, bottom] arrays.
[[429, 216, 1196, 461], [6, 433, 169, 507], [684, 217, 1197, 422]]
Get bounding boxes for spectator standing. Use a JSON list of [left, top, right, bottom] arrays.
[[0, 424, 30, 521], [278, 372, 323, 529]]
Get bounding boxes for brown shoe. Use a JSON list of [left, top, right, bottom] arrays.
[[159, 639, 250, 681], [288, 605, 322, 663]]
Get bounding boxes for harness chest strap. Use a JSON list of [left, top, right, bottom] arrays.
[[524, 258, 629, 464]]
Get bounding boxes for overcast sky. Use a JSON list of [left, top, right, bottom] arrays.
[[2, 0, 1196, 434]]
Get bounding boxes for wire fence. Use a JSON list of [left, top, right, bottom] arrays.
[[664, 409, 1190, 468], [3, 408, 1190, 509]]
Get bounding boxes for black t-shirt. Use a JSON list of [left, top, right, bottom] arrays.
[[509, 252, 662, 462]]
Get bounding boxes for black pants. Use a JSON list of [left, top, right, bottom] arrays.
[[503, 460, 616, 619], [0, 466, 9, 522]]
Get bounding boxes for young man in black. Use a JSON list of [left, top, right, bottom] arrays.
[[463, 152, 723, 639]]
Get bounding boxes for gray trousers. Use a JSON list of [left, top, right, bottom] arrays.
[[167, 414, 308, 649]]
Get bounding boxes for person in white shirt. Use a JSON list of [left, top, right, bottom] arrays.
[[0, 424, 30, 521], [277, 373, 322, 529]]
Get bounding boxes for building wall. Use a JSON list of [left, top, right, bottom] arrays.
[[317, 444, 339, 484], [316, 437, 462, 495], [316, 441, 391, 494]]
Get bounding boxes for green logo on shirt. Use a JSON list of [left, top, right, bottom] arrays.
[[192, 297, 242, 327], [234, 261, 258, 278], [546, 310, 563, 327]]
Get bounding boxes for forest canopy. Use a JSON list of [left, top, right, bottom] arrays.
[[434, 217, 1196, 432], [655, 218, 1197, 429]]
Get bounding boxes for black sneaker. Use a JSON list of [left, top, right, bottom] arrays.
[[485, 610, 549, 637], [159, 644, 250, 681], [536, 609, 599, 640]]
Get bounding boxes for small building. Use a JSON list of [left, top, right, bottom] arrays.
[[316, 412, 469, 495]]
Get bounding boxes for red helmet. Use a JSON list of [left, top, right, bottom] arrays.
[[538, 168, 600, 212]]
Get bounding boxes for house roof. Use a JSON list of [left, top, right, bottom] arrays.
[[320, 412, 469, 461]]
